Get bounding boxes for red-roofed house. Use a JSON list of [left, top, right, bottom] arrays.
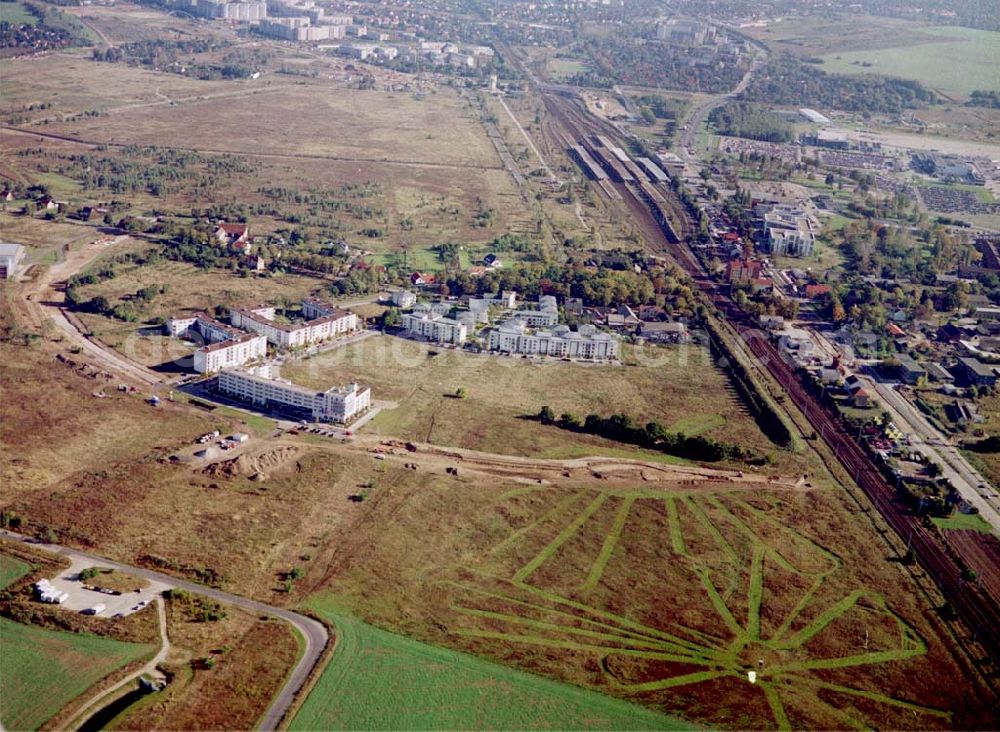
[[410, 271, 437, 286], [214, 223, 250, 251], [804, 284, 831, 299], [886, 323, 905, 337], [852, 388, 871, 408], [726, 258, 763, 285]]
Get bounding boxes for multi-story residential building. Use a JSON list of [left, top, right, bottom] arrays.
[[486, 320, 618, 360], [165, 313, 267, 373], [391, 290, 417, 308], [230, 302, 357, 349], [195, 333, 268, 374], [761, 206, 815, 257], [217, 365, 370, 423], [402, 313, 467, 344], [512, 295, 559, 327]]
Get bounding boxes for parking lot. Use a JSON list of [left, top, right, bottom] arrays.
[[36, 555, 171, 618]]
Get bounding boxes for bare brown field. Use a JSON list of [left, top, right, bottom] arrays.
[[33, 72, 497, 168], [303, 460, 992, 729], [65, 2, 233, 45]]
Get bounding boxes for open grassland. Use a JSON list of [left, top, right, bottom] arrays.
[[292, 601, 688, 731], [745, 16, 957, 58], [0, 554, 30, 588], [65, 2, 232, 45], [304, 460, 989, 730], [931, 512, 993, 534], [0, 1, 37, 26], [819, 26, 1000, 97], [281, 335, 800, 470], [0, 618, 152, 731]]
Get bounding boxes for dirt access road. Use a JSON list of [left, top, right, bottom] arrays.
[[0, 531, 330, 731], [63, 595, 171, 730], [15, 230, 161, 385]]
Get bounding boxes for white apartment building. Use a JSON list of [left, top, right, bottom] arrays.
[[230, 302, 357, 349], [402, 313, 467, 344], [762, 206, 815, 257], [512, 295, 559, 327], [391, 290, 417, 308], [217, 365, 370, 423], [194, 334, 268, 374], [487, 320, 618, 360], [165, 313, 266, 373]]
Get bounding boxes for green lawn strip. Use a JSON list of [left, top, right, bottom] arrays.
[[0, 554, 31, 589], [617, 669, 731, 694], [788, 646, 926, 673], [768, 574, 828, 644], [717, 496, 841, 575], [515, 583, 723, 654], [681, 496, 741, 565], [691, 566, 746, 640], [746, 544, 765, 641], [580, 496, 634, 592], [772, 590, 866, 650], [930, 512, 993, 534], [665, 497, 688, 555], [0, 619, 153, 731], [293, 598, 691, 731], [665, 414, 726, 437], [212, 406, 276, 436], [451, 605, 692, 655], [447, 582, 703, 653], [799, 679, 951, 720], [492, 489, 587, 556], [513, 493, 608, 584], [761, 682, 792, 732]]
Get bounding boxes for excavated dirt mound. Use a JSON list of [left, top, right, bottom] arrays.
[[203, 446, 301, 481]]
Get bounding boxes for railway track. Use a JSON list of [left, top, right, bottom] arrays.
[[542, 89, 1000, 672]]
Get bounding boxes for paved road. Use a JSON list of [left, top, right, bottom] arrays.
[[64, 596, 171, 730], [0, 531, 329, 731], [862, 377, 1000, 533]]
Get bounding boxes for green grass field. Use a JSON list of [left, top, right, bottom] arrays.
[[0, 619, 153, 730], [931, 512, 994, 534], [0, 553, 31, 589], [291, 598, 690, 731], [820, 26, 1000, 97], [0, 1, 38, 26]]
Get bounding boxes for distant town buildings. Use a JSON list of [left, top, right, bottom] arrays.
[[218, 363, 370, 423]]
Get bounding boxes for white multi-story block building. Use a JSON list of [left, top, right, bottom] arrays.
[[217, 365, 370, 423], [194, 334, 268, 374], [402, 313, 467, 344], [487, 320, 618, 360], [391, 290, 417, 308], [165, 313, 267, 373], [0, 243, 25, 280], [230, 302, 357, 349], [512, 295, 559, 327]]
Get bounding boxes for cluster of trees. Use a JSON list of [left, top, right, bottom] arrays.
[[0, 0, 87, 54], [742, 57, 936, 114], [968, 90, 1000, 109], [538, 407, 755, 463], [327, 265, 385, 297], [708, 102, 794, 143], [565, 37, 746, 92], [435, 258, 699, 312], [91, 38, 225, 67], [258, 184, 383, 221]]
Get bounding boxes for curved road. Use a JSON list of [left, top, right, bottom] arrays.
[[0, 530, 329, 731]]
